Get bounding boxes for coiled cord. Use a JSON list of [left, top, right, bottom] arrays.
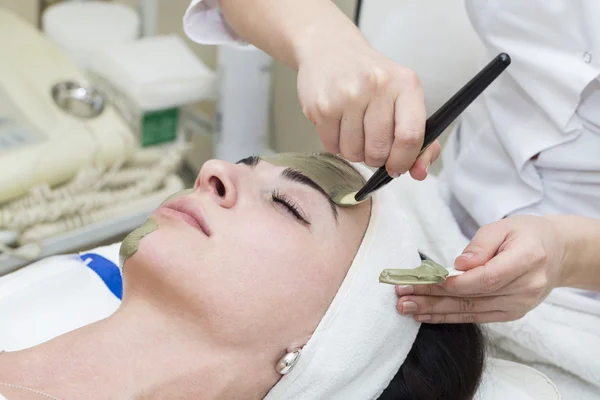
[[0, 144, 189, 260]]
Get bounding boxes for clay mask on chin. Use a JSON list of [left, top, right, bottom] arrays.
[[118, 188, 194, 266], [261, 153, 366, 207]]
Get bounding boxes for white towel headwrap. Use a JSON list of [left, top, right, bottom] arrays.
[[263, 164, 561, 400], [264, 163, 422, 400]]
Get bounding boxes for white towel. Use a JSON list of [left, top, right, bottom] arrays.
[[265, 163, 423, 399], [486, 300, 600, 399], [391, 173, 600, 400], [89, 34, 216, 111]]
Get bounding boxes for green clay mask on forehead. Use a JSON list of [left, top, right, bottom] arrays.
[[261, 153, 366, 207], [118, 188, 194, 266], [379, 259, 450, 285]]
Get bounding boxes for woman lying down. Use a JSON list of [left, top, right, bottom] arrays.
[[0, 153, 557, 399]]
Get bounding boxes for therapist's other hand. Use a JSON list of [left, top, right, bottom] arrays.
[[396, 216, 567, 323], [297, 41, 440, 180]]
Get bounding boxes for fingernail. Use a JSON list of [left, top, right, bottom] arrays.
[[425, 162, 431, 173], [402, 301, 418, 314], [416, 314, 431, 322], [390, 172, 401, 178], [396, 285, 414, 296], [460, 252, 474, 259]]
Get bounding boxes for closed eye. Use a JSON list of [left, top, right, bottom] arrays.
[[236, 156, 337, 221], [271, 190, 310, 225]]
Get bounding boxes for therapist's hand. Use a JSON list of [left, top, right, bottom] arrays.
[[297, 41, 441, 180], [396, 216, 569, 323]]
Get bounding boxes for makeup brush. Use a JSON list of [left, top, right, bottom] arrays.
[[337, 52, 511, 206]]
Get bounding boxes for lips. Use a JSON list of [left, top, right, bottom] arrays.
[[159, 198, 211, 236]]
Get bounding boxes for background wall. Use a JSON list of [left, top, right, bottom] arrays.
[[0, 0, 38, 23], [270, 0, 357, 153]]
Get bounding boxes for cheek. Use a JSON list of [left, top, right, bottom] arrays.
[[215, 212, 343, 310], [220, 216, 345, 310], [122, 210, 350, 345], [220, 215, 312, 282]]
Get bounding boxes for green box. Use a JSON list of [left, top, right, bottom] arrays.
[[141, 108, 179, 147], [87, 71, 183, 148]]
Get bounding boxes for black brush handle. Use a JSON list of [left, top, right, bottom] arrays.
[[354, 53, 511, 202]]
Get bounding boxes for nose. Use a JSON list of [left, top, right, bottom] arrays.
[[195, 159, 238, 208]]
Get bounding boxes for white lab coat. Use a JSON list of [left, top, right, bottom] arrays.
[[441, 0, 600, 238]]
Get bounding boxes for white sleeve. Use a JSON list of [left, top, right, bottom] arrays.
[[183, 0, 246, 45]]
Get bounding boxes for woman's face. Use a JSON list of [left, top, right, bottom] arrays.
[[122, 156, 370, 349]]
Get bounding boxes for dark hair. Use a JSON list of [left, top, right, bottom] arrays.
[[378, 323, 485, 400]]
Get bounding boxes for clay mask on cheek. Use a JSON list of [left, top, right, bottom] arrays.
[[119, 218, 158, 267], [118, 188, 195, 266], [261, 153, 366, 207]]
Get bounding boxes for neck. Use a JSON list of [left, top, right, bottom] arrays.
[[0, 297, 280, 399]]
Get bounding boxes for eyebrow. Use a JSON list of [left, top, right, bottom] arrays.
[[236, 156, 339, 220], [237, 156, 261, 166]]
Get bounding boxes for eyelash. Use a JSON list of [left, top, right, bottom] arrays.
[[271, 190, 310, 225]]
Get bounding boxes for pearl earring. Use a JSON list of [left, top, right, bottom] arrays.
[[276, 348, 302, 375]]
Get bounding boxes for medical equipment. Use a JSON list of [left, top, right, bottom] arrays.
[[0, 9, 188, 274], [350, 53, 511, 204], [0, 8, 135, 204], [0, 145, 186, 274], [51, 81, 105, 119]]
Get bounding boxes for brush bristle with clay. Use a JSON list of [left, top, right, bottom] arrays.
[[332, 191, 362, 207]]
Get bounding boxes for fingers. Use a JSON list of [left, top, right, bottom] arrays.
[[339, 92, 369, 162], [396, 291, 524, 323], [312, 98, 342, 154], [408, 140, 442, 181], [396, 279, 512, 298], [363, 94, 395, 167], [444, 248, 529, 295], [385, 72, 426, 176], [303, 62, 429, 174], [314, 117, 342, 154], [397, 293, 523, 316], [413, 311, 518, 324], [454, 222, 512, 271]]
